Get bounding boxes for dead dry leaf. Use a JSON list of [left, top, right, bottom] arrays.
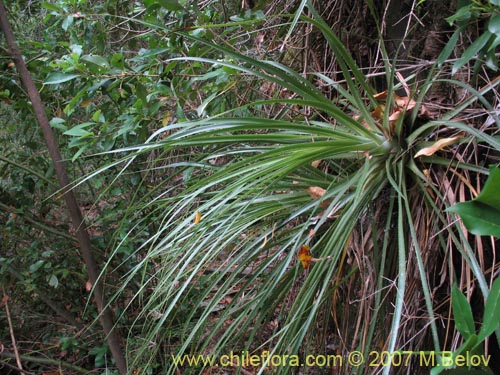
[[305, 186, 332, 208], [305, 186, 326, 200], [374, 90, 415, 110], [394, 95, 416, 111], [370, 91, 413, 136], [388, 109, 402, 134], [298, 245, 312, 269], [414, 135, 462, 158], [371, 105, 385, 120], [194, 211, 202, 224], [373, 90, 388, 100]]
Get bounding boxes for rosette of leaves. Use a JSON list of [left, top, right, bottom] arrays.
[[92, 2, 500, 374]]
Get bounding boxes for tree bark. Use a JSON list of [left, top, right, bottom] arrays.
[[0, 3, 127, 374]]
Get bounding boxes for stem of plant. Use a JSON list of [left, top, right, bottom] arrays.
[[0, 3, 127, 374]]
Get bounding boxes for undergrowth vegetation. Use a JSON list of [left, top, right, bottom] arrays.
[[1, 1, 500, 374]]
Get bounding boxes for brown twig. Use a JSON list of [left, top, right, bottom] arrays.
[[1, 287, 25, 375]]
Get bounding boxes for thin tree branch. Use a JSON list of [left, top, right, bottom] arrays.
[[0, 351, 89, 374], [0, 3, 127, 374], [1, 289, 25, 375]]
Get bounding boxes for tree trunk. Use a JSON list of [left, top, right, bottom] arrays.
[[0, 2, 127, 374]]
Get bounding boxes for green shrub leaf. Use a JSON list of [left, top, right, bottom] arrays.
[[447, 167, 500, 237], [445, 4, 473, 25], [448, 201, 500, 236], [41, 2, 62, 12], [452, 284, 476, 339], [49, 274, 59, 288], [464, 167, 500, 210], [63, 122, 95, 137], [159, 0, 184, 11], [477, 277, 500, 343], [488, 13, 500, 34], [44, 72, 80, 85], [144, 0, 183, 11], [81, 54, 110, 73]]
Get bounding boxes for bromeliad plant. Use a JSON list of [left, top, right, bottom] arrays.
[[95, 2, 500, 374]]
